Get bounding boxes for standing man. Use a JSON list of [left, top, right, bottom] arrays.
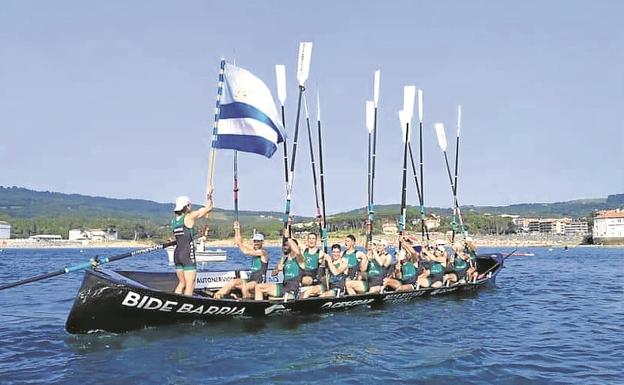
[[171, 187, 214, 296], [214, 221, 268, 299]]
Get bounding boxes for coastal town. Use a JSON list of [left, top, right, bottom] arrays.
[[1, 208, 622, 248]]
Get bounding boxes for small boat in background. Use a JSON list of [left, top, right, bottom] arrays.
[[510, 252, 535, 257], [165, 239, 227, 263]]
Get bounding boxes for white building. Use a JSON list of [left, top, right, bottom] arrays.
[[29, 234, 63, 241], [593, 210, 624, 244], [68, 228, 118, 241], [0, 221, 10, 239]]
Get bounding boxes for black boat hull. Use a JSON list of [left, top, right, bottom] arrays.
[[65, 254, 504, 334]]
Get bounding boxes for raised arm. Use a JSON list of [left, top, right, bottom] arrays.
[[233, 221, 265, 257], [185, 187, 214, 228], [326, 258, 347, 276]]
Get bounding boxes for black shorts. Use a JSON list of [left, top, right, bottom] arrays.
[[302, 269, 319, 279], [367, 275, 384, 288], [246, 270, 266, 284], [173, 247, 196, 271]]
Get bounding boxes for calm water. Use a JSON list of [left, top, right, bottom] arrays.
[[0, 246, 622, 385]]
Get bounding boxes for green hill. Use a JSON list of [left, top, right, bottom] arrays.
[[0, 186, 621, 240]]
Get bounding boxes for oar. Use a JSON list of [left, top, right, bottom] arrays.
[[283, 42, 312, 237], [303, 93, 323, 238], [477, 249, 517, 279], [398, 86, 416, 249], [233, 151, 239, 222], [316, 90, 328, 253], [434, 123, 466, 237], [451, 105, 464, 241], [369, 70, 380, 242], [417, 89, 427, 239], [366, 100, 375, 242], [398, 109, 410, 250], [0, 241, 176, 291], [275, 64, 289, 194]]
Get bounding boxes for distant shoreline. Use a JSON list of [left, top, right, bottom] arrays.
[[1, 236, 622, 249]]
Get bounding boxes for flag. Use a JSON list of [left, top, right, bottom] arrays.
[[214, 63, 285, 158]]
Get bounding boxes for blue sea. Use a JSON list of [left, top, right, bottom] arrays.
[[0, 246, 622, 385]]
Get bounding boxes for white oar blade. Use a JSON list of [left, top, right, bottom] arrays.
[[457, 105, 462, 137], [297, 42, 313, 86], [399, 110, 408, 143], [418, 89, 423, 123], [435, 123, 448, 151], [403, 86, 416, 125], [276, 64, 287, 105], [366, 101, 375, 133], [373, 70, 380, 107], [317, 90, 321, 122]]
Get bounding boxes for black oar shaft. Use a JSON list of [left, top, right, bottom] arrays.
[[407, 142, 423, 204], [283, 86, 304, 233], [419, 121, 425, 238], [317, 118, 328, 253], [443, 151, 464, 240], [281, 105, 289, 185], [367, 131, 372, 242], [371, 107, 378, 207], [303, 95, 322, 237], [0, 241, 176, 291], [399, 123, 410, 248], [453, 134, 460, 198]]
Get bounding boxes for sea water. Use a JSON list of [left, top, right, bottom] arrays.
[[0, 246, 622, 384]]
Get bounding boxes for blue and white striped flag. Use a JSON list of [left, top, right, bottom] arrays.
[[214, 63, 285, 158]]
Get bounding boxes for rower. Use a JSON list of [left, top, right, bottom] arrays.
[[447, 241, 470, 284], [301, 233, 328, 286], [342, 234, 367, 281], [345, 238, 391, 294], [418, 243, 445, 288], [214, 221, 268, 299], [464, 237, 479, 281], [170, 188, 214, 296], [301, 243, 348, 298], [383, 237, 421, 291], [255, 231, 304, 301]]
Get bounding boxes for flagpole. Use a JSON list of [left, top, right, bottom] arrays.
[[233, 151, 239, 222], [206, 59, 226, 196], [316, 90, 328, 253]]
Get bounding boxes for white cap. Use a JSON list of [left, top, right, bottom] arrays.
[[435, 239, 446, 246], [252, 233, 265, 241], [465, 236, 474, 242], [174, 196, 191, 211]]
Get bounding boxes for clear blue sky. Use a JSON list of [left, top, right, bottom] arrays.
[[1, 0, 622, 215]]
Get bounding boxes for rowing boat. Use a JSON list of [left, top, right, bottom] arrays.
[[65, 253, 505, 334]]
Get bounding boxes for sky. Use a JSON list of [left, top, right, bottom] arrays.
[[1, 0, 622, 216]]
